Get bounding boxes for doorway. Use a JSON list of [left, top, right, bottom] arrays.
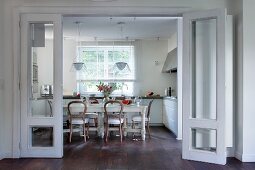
[[16, 7, 232, 165]]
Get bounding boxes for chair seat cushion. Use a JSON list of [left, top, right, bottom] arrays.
[[71, 118, 89, 124], [85, 112, 98, 118], [132, 116, 149, 122], [108, 118, 124, 125]]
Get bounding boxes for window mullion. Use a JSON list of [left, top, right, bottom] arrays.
[[76, 45, 135, 95], [104, 48, 108, 80], [96, 47, 99, 80]]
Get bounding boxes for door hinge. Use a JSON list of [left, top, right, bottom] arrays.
[[19, 21, 21, 28], [19, 142, 21, 150], [19, 82, 21, 90]]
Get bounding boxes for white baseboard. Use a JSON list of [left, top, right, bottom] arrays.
[[241, 154, 255, 162], [0, 152, 12, 160], [150, 123, 164, 126], [176, 137, 182, 140], [227, 147, 235, 157], [12, 151, 20, 158], [235, 151, 255, 162], [235, 151, 242, 161]]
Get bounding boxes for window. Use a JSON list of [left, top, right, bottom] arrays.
[[77, 45, 135, 95]]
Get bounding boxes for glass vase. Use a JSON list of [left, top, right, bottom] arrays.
[[103, 95, 110, 103]]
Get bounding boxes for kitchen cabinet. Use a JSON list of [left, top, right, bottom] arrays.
[[121, 98, 163, 126], [142, 99, 163, 125], [163, 97, 178, 136]]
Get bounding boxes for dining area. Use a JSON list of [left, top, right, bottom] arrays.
[[63, 95, 152, 143], [18, 15, 175, 158]]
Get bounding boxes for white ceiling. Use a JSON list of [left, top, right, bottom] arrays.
[[63, 17, 177, 41]]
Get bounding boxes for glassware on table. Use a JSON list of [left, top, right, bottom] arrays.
[[85, 96, 90, 104], [80, 94, 85, 102], [135, 96, 142, 106]]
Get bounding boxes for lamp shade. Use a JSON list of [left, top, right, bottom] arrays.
[[115, 62, 130, 71], [73, 62, 84, 71]]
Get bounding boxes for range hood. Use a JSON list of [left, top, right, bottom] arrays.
[[162, 47, 177, 73]]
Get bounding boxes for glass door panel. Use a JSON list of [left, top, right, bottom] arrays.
[[30, 23, 54, 117], [191, 128, 216, 152], [191, 19, 217, 120], [31, 127, 53, 147]]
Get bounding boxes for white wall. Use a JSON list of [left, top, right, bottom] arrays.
[[134, 39, 172, 96], [0, 0, 240, 159], [1, 0, 19, 158], [63, 39, 172, 96], [234, 0, 243, 160], [241, 0, 255, 162], [18, 0, 235, 10], [167, 33, 178, 96], [63, 39, 76, 95], [168, 33, 177, 52], [36, 40, 54, 92], [0, 0, 5, 159]]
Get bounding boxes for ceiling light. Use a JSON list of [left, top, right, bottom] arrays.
[[70, 21, 86, 72]]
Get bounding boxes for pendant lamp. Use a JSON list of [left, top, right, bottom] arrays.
[[71, 21, 85, 72]]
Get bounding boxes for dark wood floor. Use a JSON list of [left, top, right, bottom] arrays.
[[1, 127, 255, 170]]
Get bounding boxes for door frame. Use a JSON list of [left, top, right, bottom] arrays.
[[13, 6, 186, 158]]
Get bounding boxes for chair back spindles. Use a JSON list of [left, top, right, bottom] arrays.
[[146, 99, 154, 118], [67, 101, 88, 143], [67, 101, 87, 120], [104, 100, 124, 142]]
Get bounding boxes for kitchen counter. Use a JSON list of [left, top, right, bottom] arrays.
[[141, 96, 163, 99], [35, 95, 164, 100], [163, 96, 177, 101], [64, 95, 164, 100], [33, 95, 81, 100]]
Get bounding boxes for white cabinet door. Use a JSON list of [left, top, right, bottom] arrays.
[[182, 9, 226, 164], [162, 101, 167, 127], [142, 99, 163, 125], [168, 100, 178, 135], [163, 99, 178, 135]]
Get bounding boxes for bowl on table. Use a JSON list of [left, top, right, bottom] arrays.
[[121, 99, 132, 105]]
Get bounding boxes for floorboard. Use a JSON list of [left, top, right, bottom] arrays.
[[0, 127, 255, 170]]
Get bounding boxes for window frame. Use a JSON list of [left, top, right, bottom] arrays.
[[76, 44, 136, 95]]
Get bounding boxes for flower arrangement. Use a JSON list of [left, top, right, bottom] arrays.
[[96, 82, 117, 97]]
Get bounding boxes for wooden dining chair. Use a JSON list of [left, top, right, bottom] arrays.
[[104, 100, 124, 142], [84, 97, 99, 138], [132, 99, 154, 138], [67, 101, 89, 143]]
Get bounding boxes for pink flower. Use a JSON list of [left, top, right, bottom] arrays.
[[96, 82, 117, 95]]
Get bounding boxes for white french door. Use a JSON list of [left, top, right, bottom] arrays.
[[20, 14, 63, 157], [182, 9, 227, 164]]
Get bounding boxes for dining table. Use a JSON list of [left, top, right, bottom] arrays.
[[63, 102, 148, 140]]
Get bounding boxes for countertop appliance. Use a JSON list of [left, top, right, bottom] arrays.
[[165, 87, 172, 96], [41, 85, 53, 97]]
